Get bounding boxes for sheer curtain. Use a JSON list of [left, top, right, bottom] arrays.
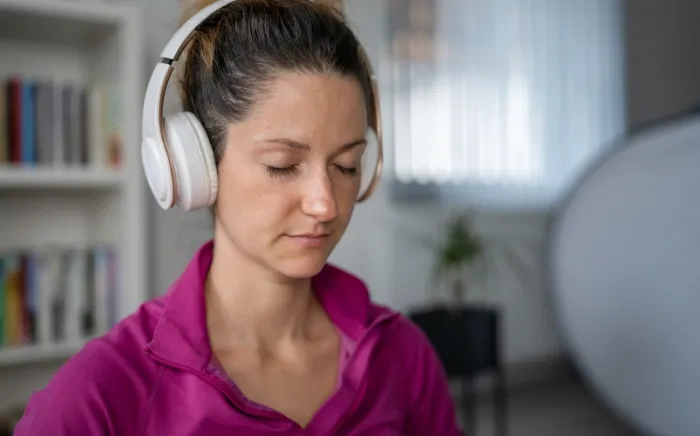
[[387, 0, 626, 208]]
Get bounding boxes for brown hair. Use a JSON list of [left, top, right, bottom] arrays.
[[177, 0, 372, 164]]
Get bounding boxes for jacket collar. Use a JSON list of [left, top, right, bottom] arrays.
[[146, 240, 375, 371]]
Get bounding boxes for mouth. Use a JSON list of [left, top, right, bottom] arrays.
[[289, 232, 330, 238], [286, 232, 331, 248]]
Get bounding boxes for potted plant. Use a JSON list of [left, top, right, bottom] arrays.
[[424, 211, 533, 306], [404, 211, 530, 431], [428, 212, 484, 304]]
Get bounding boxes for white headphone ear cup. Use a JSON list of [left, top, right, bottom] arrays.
[[163, 112, 219, 211]]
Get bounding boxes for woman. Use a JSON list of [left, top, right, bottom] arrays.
[[14, 1, 462, 434]]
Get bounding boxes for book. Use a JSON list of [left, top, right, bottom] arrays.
[[0, 244, 119, 349], [0, 76, 123, 170]]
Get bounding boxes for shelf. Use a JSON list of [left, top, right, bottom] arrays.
[[0, 167, 124, 189], [0, 339, 90, 366], [0, 0, 133, 46], [0, 0, 146, 384]]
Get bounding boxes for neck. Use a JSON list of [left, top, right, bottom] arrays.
[[205, 234, 318, 352]]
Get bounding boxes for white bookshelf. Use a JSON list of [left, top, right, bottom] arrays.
[[0, 0, 147, 367], [0, 339, 93, 366], [0, 166, 124, 188]]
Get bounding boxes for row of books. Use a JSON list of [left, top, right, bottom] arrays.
[[0, 76, 123, 169], [0, 245, 118, 349]]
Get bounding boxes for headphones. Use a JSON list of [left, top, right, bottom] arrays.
[[141, 0, 383, 211]]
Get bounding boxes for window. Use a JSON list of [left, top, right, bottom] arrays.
[[385, 0, 626, 210]]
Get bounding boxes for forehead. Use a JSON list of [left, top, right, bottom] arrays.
[[239, 72, 368, 142]]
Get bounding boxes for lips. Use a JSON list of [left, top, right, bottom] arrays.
[[290, 233, 329, 238], [287, 232, 331, 248]]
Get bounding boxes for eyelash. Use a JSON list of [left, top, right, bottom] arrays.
[[336, 166, 358, 177], [265, 165, 357, 178], [266, 165, 298, 178]]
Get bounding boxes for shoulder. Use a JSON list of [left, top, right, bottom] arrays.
[[377, 309, 437, 360], [371, 310, 463, 434], [370, 305, 451, 392], [318, 262, 436, 354], [14, 297, 167, 435], [315, 263, 443, 373]]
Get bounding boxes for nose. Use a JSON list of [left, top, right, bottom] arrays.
[[301, 171, 338, 222]]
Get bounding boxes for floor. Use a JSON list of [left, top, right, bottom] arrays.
[[464, 380, 642, 436]]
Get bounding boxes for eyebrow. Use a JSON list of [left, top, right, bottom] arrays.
[[255, 138, 367, 151]]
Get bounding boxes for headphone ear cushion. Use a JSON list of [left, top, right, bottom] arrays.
[[163, 112, 219, 211]]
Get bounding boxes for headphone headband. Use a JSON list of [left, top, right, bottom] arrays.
[[141, 0, 383, 210]]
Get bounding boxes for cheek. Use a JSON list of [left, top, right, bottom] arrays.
[[216, 160, 296, 230], [332, 178, 360, 220]]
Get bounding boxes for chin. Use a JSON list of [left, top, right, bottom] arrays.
[[273, 252, 331, 280]]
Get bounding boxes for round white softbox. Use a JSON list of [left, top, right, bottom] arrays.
[[548, 111, 700, 436]]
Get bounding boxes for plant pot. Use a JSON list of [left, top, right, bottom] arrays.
[[409, 304, 501, 377]]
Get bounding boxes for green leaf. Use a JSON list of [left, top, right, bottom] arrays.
[[427, 211, 536, 300]]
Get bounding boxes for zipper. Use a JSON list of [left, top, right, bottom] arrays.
[[144, 347, 306, 433]]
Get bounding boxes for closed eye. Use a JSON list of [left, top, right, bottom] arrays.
[[335, 165, 357, 176], [266, 165, 298, 177], [265, 164, 358, 178]]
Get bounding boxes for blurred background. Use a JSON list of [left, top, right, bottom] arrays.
[[0, 0, 698, 435]]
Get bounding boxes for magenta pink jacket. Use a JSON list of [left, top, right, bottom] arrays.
[[14, 240, 463, 435]]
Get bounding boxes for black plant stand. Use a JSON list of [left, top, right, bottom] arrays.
[[409, 304, 508, 436]]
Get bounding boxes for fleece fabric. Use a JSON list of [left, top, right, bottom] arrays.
[[14, 240, 462, 435]]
